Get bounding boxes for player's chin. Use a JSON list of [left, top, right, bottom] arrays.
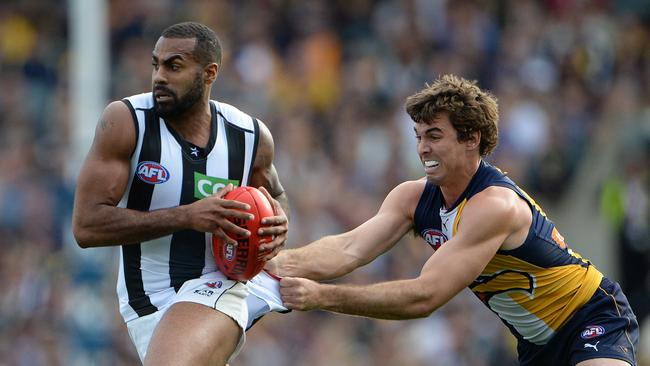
[[425, 173, 443, 185], [154, 103, 179, 118]]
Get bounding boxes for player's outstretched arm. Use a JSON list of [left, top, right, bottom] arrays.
[[72, 102, 252, 248], [280, 187, 519, 319], [269, 180, 424, 281]]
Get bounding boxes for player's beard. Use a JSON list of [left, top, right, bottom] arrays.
[[154, 72, 204, 119]]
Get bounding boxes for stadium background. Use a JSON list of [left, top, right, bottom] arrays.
[[0, 0, 649, 364]]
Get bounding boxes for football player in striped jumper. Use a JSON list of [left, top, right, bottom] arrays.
[[274, 75, 638, 365], [73, 22, 288, 366]]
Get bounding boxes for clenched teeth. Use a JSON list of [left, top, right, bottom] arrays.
[[424, 160, 439, 168]]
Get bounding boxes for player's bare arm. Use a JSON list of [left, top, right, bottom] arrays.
[[280, 186, 527, 318], [248, 119, 289, 259], [72, 101, 252, 248], [271, 180, 425, 281]]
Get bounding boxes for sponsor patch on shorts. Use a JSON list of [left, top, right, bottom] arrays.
[[205, 281, 223, 289], [193, 289, 214, 297]]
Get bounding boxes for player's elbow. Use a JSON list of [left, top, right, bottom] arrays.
[[411, 300, 438, 318], [72, 215, 96, 248], [338, 255, 365, 276], [72, 225, 92, 248], [405, 281, 440, 318], [407, 296, 438, 318]]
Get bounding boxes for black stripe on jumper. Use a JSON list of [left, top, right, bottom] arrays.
[[123, 108, 159, 317], [224, 120, 247, 184], [169, 148, 208, 292]]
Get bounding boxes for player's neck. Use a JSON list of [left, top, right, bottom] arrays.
[[440, 158, 481, 208], [165, 99, 212, 147]]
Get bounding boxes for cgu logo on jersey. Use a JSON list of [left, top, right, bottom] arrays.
[[194, 172, 240, 199], [581, 325, 605, 339], [421, 229, 448, 250], [136, 161, 170, 184]]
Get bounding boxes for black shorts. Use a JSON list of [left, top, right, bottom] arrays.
[[521, 277, 638, 366]]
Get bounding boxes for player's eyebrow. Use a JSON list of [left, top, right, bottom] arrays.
[[413, 126, 443, 135], [151, 54, 186, 64]]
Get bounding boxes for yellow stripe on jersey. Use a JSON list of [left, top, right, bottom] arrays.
[[452, 198, 468, 236], [473, 254, 602, 345], [517, 187, 547, 217]]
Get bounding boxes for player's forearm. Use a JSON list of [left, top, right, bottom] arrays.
[[317, 279, 437, 320], [274, 191, 291, 222], [277, 235, 362, 280], [73, 204, 189, 248]]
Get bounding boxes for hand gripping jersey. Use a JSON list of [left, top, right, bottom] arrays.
[[414, 161, 603, 347], [116, 93, 261, 322]]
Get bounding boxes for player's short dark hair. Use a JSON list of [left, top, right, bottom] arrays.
[[161, 22, 222, 66], [405, 74, 499, 157]]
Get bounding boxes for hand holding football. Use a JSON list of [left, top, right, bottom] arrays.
[[213, 186, 274, 281]]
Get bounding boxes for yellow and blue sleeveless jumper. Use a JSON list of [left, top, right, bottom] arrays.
[[414, 160, 603, 348]]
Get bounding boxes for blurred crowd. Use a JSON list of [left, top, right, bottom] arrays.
[[0, 0, 649, 365]]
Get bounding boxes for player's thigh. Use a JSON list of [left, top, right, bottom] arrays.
[[576, 358, 632, 366], [126, 310, 164, 362], [144, 302, 241, 366]]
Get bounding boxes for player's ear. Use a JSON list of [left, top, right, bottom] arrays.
[[204, 62, 219, 84], [466, 130, 481, 151]]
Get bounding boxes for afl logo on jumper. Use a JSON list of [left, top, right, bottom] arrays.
[[422, 229, 448, 250], [581, 325, 605, 339], [136, 161, 170, 184]]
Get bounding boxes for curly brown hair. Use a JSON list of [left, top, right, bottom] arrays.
[[405, 74, 499, 157]]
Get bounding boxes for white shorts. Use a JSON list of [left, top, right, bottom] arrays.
[[125, 270, 286, 363]]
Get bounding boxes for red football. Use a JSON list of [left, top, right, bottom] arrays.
[[213, 186, 274, 281]]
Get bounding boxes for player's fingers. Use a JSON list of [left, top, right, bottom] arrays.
[[281, 294, 298, 308], [280, 295, 294, 307], [280, 278, 308, 300], [258, 224, 286, 236], [258, 235, 285, 252], [261, 235, 284, 249], [279, 286, 293, 297], [219, 220, 250, 238], [280, 277, 298, 288], [260, 215, 287, 226], [214, 183, 234, 198], [218, 199, 251, 211], [213, 229, 238, 247], [260, 244, 283, 261], [258, 186, 283, 213], [220, 208, 254, 221], [258, 186, 271, 199], [280, 287, 300, 299], [280, 292, 307, 311], [258, 186, 277, 212]]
